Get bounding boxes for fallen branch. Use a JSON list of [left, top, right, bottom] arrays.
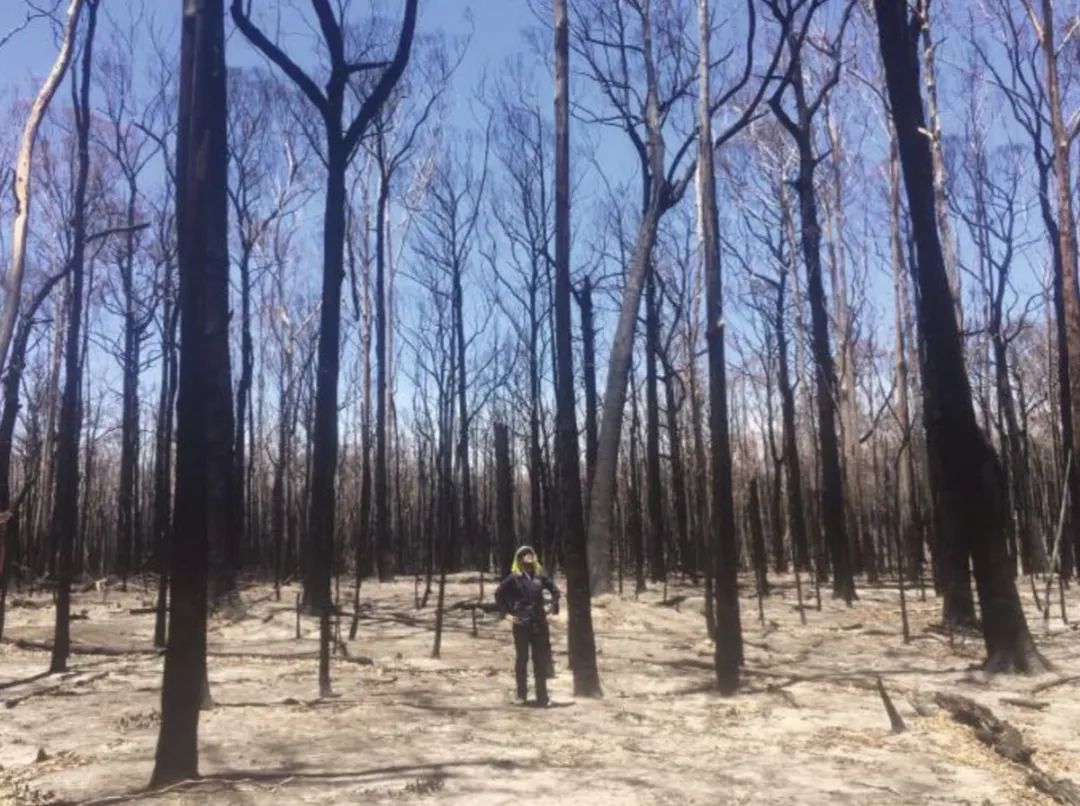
[[1032, 675, 1080, 695], [877, 676, 906, 733], [2, 638, 373, 665], [935, 692, 1080, 805], [5, 670, 109, 708], [1000, 697, 1050, 711], [4, 638, 160, 657]]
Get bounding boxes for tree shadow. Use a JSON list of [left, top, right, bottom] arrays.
[[73, 758, 528, 805], [0, 668, 51, 691]]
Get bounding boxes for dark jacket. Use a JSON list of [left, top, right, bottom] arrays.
[[494, 571, 560, 626]]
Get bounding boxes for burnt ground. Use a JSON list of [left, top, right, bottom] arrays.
[[1, 572, 1078, 805]]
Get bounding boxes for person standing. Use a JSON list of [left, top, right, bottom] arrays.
[[495, 545, 560, 706]]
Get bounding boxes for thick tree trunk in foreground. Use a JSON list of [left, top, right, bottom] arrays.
[[698, 0, 741, 694], [874, 0, 1045, 673], [554, 0, 601, 697], [151, 0, 233, 785]]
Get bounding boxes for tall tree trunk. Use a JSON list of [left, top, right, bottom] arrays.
[[50, 0, 98, 675], [919, 5, 961, 328], [494, 422, 514, 575], [1035, 0, 1080, 578], [227, 241, 255, 600], [645, 270, 665, 582], [889, 139, 923, 581], [874, 0, 1045, 672], [629, 373, 646, 594], [374, 162, 393, 581], [152, 293, 178, 648], [151, 0, 233, 784], [774, 56, 854, 604], [453, 262, 474, 571], [698, 0, 741, 694], [554, 0, 601, 696], [776, 187, 810, 573], [662, 356, 692, 578], [117, 174, 141, 590], [748, 477, 769, 596], [579, 277, 598, 499]]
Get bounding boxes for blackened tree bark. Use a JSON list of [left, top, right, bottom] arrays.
[[874, 0, 1046, 672], [374, 129, 393, 581], [628, 369, 646, 594], [577, 0, 784, 594], [232, 0, 418, 696], [0, 273, 67, 643], [768, 1, 856, 603], [659, 330, 692, 578], [153, 286, 179, 648], [224, 74, 301, 599], [698, 0, 742, 693], [579, 276, 599, 499], [889, 140, 922, 582], [494, 421, 514, 574], [50, 0, 99, 675], [767, 182, 810, 574], [975, 0, 1076, 580], [554, 0, 601, 696], [151, 0, 232, 785], [1032, 0, 1080, 577], [748, 477, 769, 596], [644, 269, 665, 582]]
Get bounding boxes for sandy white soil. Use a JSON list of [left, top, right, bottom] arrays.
[[0, 572, 1077, 805]]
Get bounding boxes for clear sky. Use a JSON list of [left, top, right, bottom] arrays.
[[0, 1, 1067, 442]]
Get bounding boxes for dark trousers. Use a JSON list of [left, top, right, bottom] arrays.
[[513, 621, 549, 703]]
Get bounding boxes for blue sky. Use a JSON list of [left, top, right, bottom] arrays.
[[0, 0, 1070, 446]]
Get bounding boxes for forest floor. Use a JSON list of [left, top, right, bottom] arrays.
[[1, 571, 1078, 805]]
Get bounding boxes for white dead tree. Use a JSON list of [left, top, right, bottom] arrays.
[[0, 0, 85, 377]]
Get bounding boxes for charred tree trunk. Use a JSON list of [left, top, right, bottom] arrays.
[[374, 161, 393, 581], [227, 241, 255, 600], [579, 276, 598, 499], [50, 0, 98, 675], [151, 0, 233, 784], [776, 191, 810, 575], [494, 422, 514, 575], [771, 49, 854, 604], [661, 355, 692, 578], [0, 275, 65, 642], [153, 284, 179, 648], [748, 477, 769, 596], [117, 180, 141, 590], [645, 270, 665, 582], [874, 0, 1045, 673], [554, 0, 601, 696], [699, 0, 741, 694], [1034, 0, 1080, 579]]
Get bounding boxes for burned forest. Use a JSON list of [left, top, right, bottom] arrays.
[[1, 0, 1079, 803]]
